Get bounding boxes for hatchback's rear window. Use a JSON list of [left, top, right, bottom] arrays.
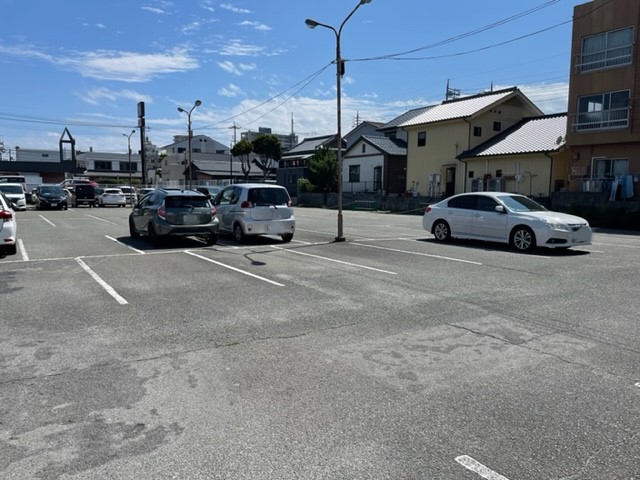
[[248, 188, 290, 206], [165, 196, 209, 208]]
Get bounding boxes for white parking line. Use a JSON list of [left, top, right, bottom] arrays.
[[185, 251, 285, 286], [352, 242, 483, 265], [75, 257, 128, 305], [87, 214, 119, 225], [17, 239, 29, 261], [273, 245, 397, 274], [105, 235, 146, 254], [38, 215, 56, 227], [455, 455, 510, 480]]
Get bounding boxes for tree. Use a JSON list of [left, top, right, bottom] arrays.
[[231, 139, 253, 182], [307, 146, 337, 194], [251, 134, 281, 182]]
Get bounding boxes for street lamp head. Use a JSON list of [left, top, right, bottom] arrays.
[[177, 107, 186, 113], [194, 99, 202, 107], [360, 0, 372, 4], [305, 18, 318, 29]]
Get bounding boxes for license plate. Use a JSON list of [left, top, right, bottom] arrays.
[[183, 214, 198, 224], [52, 203, 58, 207]]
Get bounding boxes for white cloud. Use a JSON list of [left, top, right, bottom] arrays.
[[200, 0, 215, 12], [81, 88, 153, 106], [220, 3, 251, 14], [141, 6, 166, 14], [217, 60, 242, 75], [66, 48, 199, 82], [238, 20, 271, 32], [96, 23, 106, 29], [218, 39, 264, 56], [218, 84, 245, 97]]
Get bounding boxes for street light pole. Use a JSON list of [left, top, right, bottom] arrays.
[[123, 129, 136, 208], [178, 99, 202, 190], [306, 0, 372, 242]]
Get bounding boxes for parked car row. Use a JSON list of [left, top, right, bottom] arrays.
[[128, 184, 296, 246]]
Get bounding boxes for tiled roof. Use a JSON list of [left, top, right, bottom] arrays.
[[459, 113, 568, 158], [360, 135, 407, 156], [379, 106, 435, 130], [284, 134, 334, 155], [398, 88, 529, 127]]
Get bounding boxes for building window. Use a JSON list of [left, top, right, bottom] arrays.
[[94, 161, 112, 171], [119, 162, 138, 172], [468, 171, 474, 178], [177, 147, 186, 153], [493, 122, 501, 132], [41, 153, 49, 158], [593, 157, 628, 178], [580, 26, 633, 73], [473, 126, 482, 137], [496, 169, 502, 178], [287, 174, 297, 185], [574, 90, 630, 131], [361, 144, 366, 153], [349, 165, 360, 183], [417, 131, 426, 147]]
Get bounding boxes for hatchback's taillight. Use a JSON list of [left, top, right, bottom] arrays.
[[210, 205, 217, 216], [425, 206, 432, 214], [241, 200, 251, 208], [0, 209, 12, 220], [157, 204, 166, 219], [287, 200, 292, 207]]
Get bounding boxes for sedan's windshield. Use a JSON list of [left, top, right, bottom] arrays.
[[499, 195, 547, 212]]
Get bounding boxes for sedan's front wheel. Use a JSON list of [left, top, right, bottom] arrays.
[[510, 226, 535, 252]]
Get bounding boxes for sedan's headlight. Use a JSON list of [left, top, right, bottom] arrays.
[[546, 222, 571, 232]]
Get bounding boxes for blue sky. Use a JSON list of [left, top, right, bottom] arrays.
[[0, 0, 587, 155]]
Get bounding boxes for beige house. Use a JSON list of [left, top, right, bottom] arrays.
[[398, 87, 542, 197], [458, 113, 570, 197]]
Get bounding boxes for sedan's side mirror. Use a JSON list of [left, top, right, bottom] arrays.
[[495, 205, 506, 213]]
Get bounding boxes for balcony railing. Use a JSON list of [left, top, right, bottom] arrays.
[[572, 107, 629, 131], [578, 45, 632, 73]]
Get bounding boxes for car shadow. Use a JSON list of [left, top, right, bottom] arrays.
[[417, 237, 590, 256]]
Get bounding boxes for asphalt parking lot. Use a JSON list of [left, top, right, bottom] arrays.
[[1, 206, 639, 479]]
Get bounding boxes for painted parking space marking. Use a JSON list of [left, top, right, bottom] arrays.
[[185, 251, 285, 286], [17, 239, 29, 261], [352, 242, 482, 265], [455, 455, 510, 480], [273, 245, 397, 275], [76, 257, 128, 305], [87, 214, 119, 225], [105, 235, 146, 254], [38, 215, 56, 227]]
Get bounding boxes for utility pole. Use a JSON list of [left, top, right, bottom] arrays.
[[229, 123, 239, 184]]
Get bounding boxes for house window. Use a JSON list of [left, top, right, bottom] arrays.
[[349, 165, 360, 183], [361, 144, 366, 153], [177, 147, 186, 153], [493, 122, 501, 132], [287, 174, 297, 185], [496, 169, 502, 178], [593, 157, 628, 178], [41, 153, 49, 158], [417, 131, 426, 147], [580, 26, 633, 73], [473, 126, 482, 137], [575, 90, 629, 131], [94, 161, 112, 171], [468, 171, 474, 178]]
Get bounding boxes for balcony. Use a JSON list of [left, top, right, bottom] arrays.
[[572, 107, 629, 132]]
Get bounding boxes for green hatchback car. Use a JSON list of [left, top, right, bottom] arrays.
[[129, 189, 219, 246]]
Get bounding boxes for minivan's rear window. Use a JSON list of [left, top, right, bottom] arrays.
[[165, 196, 209, 208]]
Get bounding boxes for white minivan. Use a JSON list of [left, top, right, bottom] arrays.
[[212, 184, 295, 242]]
